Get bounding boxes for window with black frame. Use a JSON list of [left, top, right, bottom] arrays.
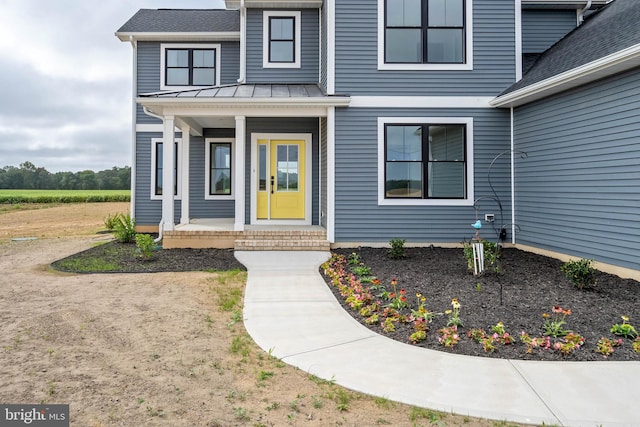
[[155, 141, 178, 196], [385, 124, 466, 199], [165, 48, 216, 86], [385, 0, 465, 64]]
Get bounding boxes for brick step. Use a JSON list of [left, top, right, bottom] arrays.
[[234, 239, 330, 251]]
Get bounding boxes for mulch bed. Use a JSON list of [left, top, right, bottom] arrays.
[[321, 247, 640, 361]]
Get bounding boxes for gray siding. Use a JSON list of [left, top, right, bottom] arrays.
[[334, 0, 516, 96], [320, 4, 328, 92], [245, 118, 320, 224], [246, 9, 320, 83], [522, 9, 576, 53], [334, 108, 512, 243], [136, 41, 240, 123], [134, 132, 181, 226], [513, 68, 640, 271]]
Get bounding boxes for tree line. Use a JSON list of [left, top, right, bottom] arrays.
[[0, 162, 131, 190]]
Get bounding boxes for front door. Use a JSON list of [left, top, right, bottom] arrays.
[[256, 138, 306, 220]]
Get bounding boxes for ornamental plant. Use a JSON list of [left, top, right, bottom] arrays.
[[135, 233, 155, 259], [610, 316, 638, 339], [596, 337, 623, 357], [633, 338, 640, 354], [490, 321, 513, 345], [411, 293, 436, 323], [388, 238, 406, 259], [542, 305, 572, 337], [561, 258, 597, 289], [520, 332, 552, 353], [446, 298, 463, 327], [437, 326, 460, 347], [467, 328, 497, 353], [554, 332, 585, 356]]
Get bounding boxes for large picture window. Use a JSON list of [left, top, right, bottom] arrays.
[[161, 44, 220, 90], [378, 0, 472, 70], [378, 117, 473, 206]]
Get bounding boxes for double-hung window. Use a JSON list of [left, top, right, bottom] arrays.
[[378, 118, 473, 206], [263, 11, 301, 68], [152, 139, 180, 199], [379, 0, 472, 70], [161, 44, 220, 90], [205, 139, 234, 200]]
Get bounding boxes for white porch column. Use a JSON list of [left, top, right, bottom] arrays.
[[234, 116, 246, 231], [180, 124, 191, 225], [162, 115, 175, 232], [327, 107, 335, 243]]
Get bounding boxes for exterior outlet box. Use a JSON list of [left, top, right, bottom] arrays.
[[485, 214, 495, 222]]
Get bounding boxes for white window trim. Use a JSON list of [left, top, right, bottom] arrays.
[[151, 138, 182, 200], [160, 43, 221, 91], [263, 11, 302, 69], [205, 138, 236, 201], [377, 0, 474, 71], [377, 117, 474, 206]]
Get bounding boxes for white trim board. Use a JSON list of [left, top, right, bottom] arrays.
[[350, 96, 494, 109]]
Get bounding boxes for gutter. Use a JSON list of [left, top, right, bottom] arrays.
[[578, 0, 592, 24], [129, 36, 137, 221], [141, 106, 167, 243], [237, 0, 246, 83]]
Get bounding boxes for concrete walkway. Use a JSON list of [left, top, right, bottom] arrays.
[[235, 251, 640, 427]]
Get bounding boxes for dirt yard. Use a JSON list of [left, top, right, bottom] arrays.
[[0, 203, 527, 426]]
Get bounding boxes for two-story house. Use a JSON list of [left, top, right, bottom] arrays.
[[116, 0, 639, 280]]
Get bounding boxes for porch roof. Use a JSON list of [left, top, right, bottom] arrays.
[[137, 83, 351, 116]]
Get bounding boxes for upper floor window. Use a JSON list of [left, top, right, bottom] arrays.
[[378, 117, 474, 206], [160, 44, 221, 90], [378, 0, 473, 71], [263, 11, 301, 68]]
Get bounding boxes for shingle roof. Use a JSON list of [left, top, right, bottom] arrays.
[[502, 0, 640, 95], [117, 9, 240, 33]]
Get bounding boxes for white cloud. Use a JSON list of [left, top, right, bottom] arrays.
[[0, 0, 225, 172]]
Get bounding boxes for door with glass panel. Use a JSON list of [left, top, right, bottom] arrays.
[[256, 139, 305, 219]]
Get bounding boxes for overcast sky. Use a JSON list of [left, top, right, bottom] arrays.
[[0, 0, 225, 172]]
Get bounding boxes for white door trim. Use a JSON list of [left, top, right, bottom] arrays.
[[250, 133, 312, 225]]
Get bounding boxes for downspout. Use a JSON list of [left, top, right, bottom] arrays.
[[142, 106, 167, 243], [237, 0, 246, 84], [510, 106, 516, 245], [578, 0, 592, 25]]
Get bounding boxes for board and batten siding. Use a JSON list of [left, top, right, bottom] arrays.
[[245, 9, 320, 83], [245, 118, 320, 225], [136, 41, 240, 124], [522, 9, 576, 53], [513, 68, 640, 271], [333, 107, 512, 243], [134, 132, 181, 226], [334, 0, 516, 96]]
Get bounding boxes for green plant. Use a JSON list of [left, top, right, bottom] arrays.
[[490, 321, 513, 345], [135, 233, 155, 259], [554, 332, 585, 355], [462, 239, 500, 273], [388, 238, 406, 259], [348, 252, 361, 265], [351, 264, 371, 277], [257, 370, 275, 382], [445, 298, 463, 327], [103, 213, 121, 230], [596, 337, 622, 357], [437, 325, 460, 347], [561, 258, 597, 289], [113, 213, 136, 243], [542, 306, 572, 338], [610, 316, 638, 339], [633, 337, 640, 353]]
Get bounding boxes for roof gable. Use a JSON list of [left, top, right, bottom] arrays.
[[494, 0, 640, 106]]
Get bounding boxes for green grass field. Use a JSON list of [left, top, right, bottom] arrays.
[[0, 189, 130, 204]]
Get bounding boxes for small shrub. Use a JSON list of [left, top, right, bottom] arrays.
[[135, 233, 155, 259], [113, 213, 136, 243], [462, 239, 500, 273], [561, 258, 597, 289], [103, 213, 121, 230], [388, 238, 406, 259]]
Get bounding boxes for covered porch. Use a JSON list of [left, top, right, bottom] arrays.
[[137, 83, 349, 249]]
